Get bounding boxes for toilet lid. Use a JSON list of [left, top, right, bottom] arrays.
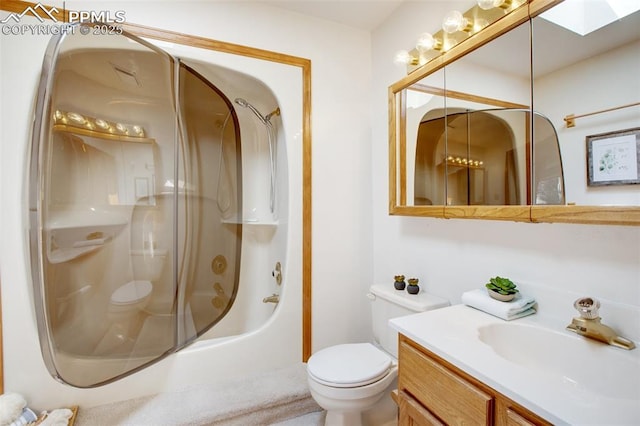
[[307, 343, 392, 388], [111, 280, 152, 305]]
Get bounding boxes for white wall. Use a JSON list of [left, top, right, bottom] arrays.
[[371, 1, 640, 342], [0, 0, 373, 408]]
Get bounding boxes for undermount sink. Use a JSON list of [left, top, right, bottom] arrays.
[[477, 323, 640, 400]]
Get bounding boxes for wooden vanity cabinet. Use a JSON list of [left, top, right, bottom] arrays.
[[395, 334, 552, 426]]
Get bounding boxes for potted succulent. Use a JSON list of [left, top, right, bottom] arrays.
[[406, 278, 420, 294], [394, 275, 406, 290], [485, 276, 518, 302]]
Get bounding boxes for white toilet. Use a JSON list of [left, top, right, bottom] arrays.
[[107, 249, 167, 332], [307, 284, 449, 426]]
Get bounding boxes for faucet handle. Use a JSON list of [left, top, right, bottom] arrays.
[[573, 297, 601, 319]]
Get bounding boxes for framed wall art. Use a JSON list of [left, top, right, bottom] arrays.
[[586, 128, 640, 186]]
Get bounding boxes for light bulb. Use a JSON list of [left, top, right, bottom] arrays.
[[477, 0, 497, 10], [442, 10, 471, 33], [416, 32, 441, 52], [133, 125, 144, 136], [67, 112, 85, 124], [94, 118, 110, 130], [393, 50, 415, 66], [115, 123, 128, 134]]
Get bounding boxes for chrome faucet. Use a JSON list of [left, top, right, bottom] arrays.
[[566, 297, 635, 350]]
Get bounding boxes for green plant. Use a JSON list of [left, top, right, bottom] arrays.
[[485, 276, 518, 295]]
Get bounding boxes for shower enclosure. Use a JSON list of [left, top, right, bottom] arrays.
[[29, 25, 282, 387]]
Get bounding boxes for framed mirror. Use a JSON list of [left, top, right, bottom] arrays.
[[530, 0, 640, 221], [390, 0, 640, 225]]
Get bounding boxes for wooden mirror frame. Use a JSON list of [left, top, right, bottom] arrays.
[[389, 0, 640, 226], [0, 0, 313, 392]]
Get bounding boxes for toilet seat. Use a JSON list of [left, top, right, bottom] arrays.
[[307, 343, 392, 388], [111, 280, 152, 305]]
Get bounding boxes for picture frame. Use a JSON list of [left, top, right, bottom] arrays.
[[586, 127, 640, 186]]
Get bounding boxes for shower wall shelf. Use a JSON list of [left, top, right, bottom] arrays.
[[46, 210, 128, 263], [48, 243, 106, 264]]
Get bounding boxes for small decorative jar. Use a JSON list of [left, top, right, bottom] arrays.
[[394, 275, 406, 290], [406, 278, 420, 294]]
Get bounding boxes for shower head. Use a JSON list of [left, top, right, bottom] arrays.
[[234, 98, 249, 108], [234, 98, 269, 125]]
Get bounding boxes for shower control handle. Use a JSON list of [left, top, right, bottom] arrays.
[[272, 262, 282, 285]]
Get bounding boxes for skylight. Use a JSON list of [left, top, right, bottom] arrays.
[[539, 0, 640, 36]]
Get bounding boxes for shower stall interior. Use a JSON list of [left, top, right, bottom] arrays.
[[29, 25, 286, 387]]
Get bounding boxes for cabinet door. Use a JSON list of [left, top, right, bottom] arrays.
[[503, 406, 555, 426], [400, 340, 493, 425], [506, 408, 538, 426], [398, 390, 445, 426]]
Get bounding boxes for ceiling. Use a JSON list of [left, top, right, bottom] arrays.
[[260, 0, 406, 31]]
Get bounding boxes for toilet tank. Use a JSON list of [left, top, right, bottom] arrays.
[[369, 284, 449, 358], [131, 249, 167, 281]]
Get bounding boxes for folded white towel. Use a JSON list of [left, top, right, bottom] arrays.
[[461, 288, 536, 321]]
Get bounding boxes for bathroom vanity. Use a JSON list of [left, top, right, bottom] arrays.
[[390, 305, 640, 425], [394, 335, 550, 425]]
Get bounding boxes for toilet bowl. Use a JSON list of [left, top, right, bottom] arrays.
[[108, 248, 167, 320], [108, 279, 153, 321], [307, 343, 398, 426], [306, 284, 449, 426], [109, 280, 153, 313], [97, 249, 166, 353], [97, 280, 153, 353]]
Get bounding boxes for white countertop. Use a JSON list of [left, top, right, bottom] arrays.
[[390, 304, 640, 425]]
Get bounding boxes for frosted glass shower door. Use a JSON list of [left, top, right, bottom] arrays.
[[30, 25, 242, 387], [173, 63, 242, 344]]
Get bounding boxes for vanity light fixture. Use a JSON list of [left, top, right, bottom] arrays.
[[393, 0, 526, 73], [442, 10, 473, 34], [53, 110, 147, 140], [447, 155, 483, 168]]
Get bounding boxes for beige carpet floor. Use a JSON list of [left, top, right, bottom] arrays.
[[75, 363, 322, 425]]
